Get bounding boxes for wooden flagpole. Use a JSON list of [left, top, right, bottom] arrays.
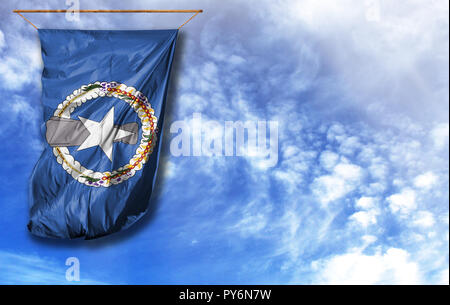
[[13, 9, 203, 30]]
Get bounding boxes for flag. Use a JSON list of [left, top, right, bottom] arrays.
[[28, 29, 178, 239]]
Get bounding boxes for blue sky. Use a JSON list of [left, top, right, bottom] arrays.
[[0, 0, 448, 284]]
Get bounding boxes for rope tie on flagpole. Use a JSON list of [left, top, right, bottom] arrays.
[[13, 9, 203, 30], [177, 11, 200, 29], [15, 11, 38, 30]]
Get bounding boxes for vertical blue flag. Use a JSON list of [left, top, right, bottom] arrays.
[[28, 29, 178, 239]]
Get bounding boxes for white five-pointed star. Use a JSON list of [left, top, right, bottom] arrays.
[[77, 107, 133, 161]]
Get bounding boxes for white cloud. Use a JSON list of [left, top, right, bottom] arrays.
[[414, 172, 438, 189], [0, 37, 41, 90], [350, 210, 377, 227], [361, 234, 377, 245], [351, 197, 379, 227], [162, 159, 176, 179], [131, 0, 449, 285], [387, 189, 417, 214], [431, 123, 449, 150], [412, 211, 435, 228], [438, 268, 449, 285], [284, 145, 300, 159], [339, 136, 361, 156], [228, 200, 272, 237], [10, 95, 36, 117], [152, 4, 447, 281], [319, 150, 339, 171], [326, 123, 346, 142], [355, 196, 376, 209], [362, 182, 386, 196], [368, 158, 389, 180], [312, 162, 363, 204], [312, 248, 421, 284], [270, 0, 449, 127], [0, 95, 41, 153], [0, 30, 5, 51], [334, 163, 363, 180], [312, 175, 349, 204]]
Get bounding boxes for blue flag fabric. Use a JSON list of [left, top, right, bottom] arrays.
[[28, 29, 178, 239]]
